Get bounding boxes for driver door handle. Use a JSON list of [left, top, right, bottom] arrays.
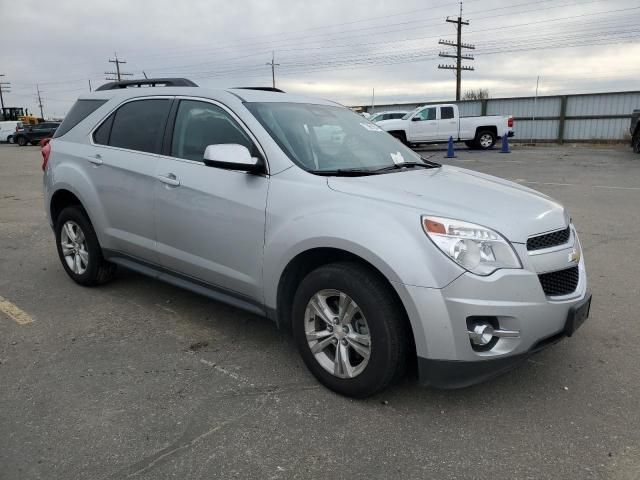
[[157, 173, 180, 187]]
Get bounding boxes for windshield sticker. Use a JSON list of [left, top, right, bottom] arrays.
[[360, 122, 383, 132], [390, 151, 405, 165]]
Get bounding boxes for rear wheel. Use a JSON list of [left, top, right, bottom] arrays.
[[16, 136, 27, 147], [7, 135, 13, 144], [475, 130, 496, 149], [292, 262, 408, 398], [54, 206, 116, 286]]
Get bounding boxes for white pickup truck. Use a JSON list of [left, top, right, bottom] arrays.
[[377, 104, 514, 150]]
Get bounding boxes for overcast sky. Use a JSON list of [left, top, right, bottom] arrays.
[[2, 0, 639, 118]]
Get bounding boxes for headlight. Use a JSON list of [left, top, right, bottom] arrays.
[[422, 216, 521, 276]]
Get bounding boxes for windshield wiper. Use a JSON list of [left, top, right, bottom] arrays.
[[371, 159, 441, 173], [310, 168, 378, 177]]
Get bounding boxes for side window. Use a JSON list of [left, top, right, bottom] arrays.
[[108, 99, 171, 154], [93, 114, 114, 145], [170, 100, 254, 162], [53, 99, 107, 138], [416, 108, 436, 121], [441, 107, 454, 120]]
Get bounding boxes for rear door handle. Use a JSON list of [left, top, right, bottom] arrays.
[[157, 173, 180, 187], [88, 154, 103, 165]]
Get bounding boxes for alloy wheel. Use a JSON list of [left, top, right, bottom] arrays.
[[479, 134, 493, 148], [304, 289, 371, 378], [60, 220, 89, 275]]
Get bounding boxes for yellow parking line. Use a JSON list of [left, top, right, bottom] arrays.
[[0, 296, 34, 325]]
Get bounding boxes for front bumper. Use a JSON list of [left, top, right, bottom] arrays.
[[418, 293, 591, 388], [394, 232, 590, 388]]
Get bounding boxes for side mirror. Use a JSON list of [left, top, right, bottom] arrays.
[[411, 117, 421, 122], [203, 144, 261, 173]]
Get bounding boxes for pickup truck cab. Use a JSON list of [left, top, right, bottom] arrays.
[[378, 104, 514, 149]]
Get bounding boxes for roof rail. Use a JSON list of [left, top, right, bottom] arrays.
[[96, 78, 198, 91], [234, 87, 285, 93]]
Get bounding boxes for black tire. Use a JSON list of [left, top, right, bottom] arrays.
[[292, 262, 408, 398], [7, 135, 13, 144], [475, 130, 496, 150], [633, 133, 640, 154], [16, 136, 27, 147], [389, 130, 409, 146], [54, 206, 116, 286]]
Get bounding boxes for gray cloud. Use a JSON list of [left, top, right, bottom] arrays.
[[2, 0, 638, 117]]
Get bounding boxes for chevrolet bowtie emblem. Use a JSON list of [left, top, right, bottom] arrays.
[[568, 248, 581, 263]]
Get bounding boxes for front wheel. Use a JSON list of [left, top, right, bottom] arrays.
[[475, 130, 496, 149], [292, 262, 408, 398]]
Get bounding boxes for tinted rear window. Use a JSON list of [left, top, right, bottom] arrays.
[[441, 107, 454, 119], [108, 99, 171, 154], [53, 99, 107, 138]]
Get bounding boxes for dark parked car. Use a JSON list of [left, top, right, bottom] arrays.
[[14, 122, 61, 146], [631, 109, 640, 154]]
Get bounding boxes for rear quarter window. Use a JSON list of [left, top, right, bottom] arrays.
[[53, 99, 108, 138]]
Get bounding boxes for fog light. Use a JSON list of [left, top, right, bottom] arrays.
[[467, 319, 521, 349], [469, 323, 495, 346]]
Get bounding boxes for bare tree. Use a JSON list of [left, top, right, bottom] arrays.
[[462, 88, 490, 100]]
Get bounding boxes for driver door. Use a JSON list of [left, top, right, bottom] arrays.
[[409, 107, 437, 142]]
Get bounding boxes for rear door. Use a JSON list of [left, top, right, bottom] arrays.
[[408, 107, 437, 142], [88, 97, 172, 261], [437, 106, 458, 140], [154, 98, 269, 300]]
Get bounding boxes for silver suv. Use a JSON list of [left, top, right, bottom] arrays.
[[43, 79, 591, 397]]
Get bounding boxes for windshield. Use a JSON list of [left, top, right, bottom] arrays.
[[401, 107, 422, 120], [245, 102, 424, 173]]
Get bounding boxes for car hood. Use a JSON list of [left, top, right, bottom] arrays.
[[327, 165, 568, 243]]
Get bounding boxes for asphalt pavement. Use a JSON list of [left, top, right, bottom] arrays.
[[1, 142, 639, 479]]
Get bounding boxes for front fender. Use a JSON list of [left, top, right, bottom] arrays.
[[262, 168, 463, 310]]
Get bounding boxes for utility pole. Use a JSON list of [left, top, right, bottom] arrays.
[[531, 75, 540, 143], [266, 51, 280, 89], [438, 2, 475, 101], [0, 74, 11, 112], [371, 88, 375, 113], [105, 53, 133, 81], [36, 84, 44, 119], [88, 79, 92, 92]]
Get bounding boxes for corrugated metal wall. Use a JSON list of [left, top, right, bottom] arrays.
[[362, 90, 639, 142]]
